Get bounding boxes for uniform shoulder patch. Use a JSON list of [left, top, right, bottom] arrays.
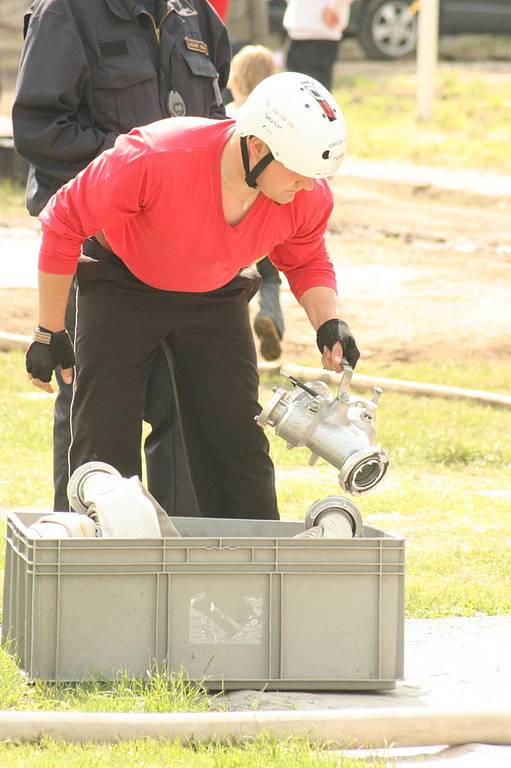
[[184, 37, 209, 55]]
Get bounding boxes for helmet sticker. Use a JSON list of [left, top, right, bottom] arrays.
[[300, 81, 337, 122]]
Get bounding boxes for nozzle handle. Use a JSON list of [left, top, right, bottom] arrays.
[[335, 358, 353, 400], [286, 375, 321, 399]]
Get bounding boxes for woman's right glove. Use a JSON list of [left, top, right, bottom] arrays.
[[316, 319, 360, 369], [25, 327, 75, 383]]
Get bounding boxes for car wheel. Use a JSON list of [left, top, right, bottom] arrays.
[[358, 0, 418, 60]]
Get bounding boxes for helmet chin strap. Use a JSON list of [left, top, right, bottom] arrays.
[[240, 135, 274, 189]]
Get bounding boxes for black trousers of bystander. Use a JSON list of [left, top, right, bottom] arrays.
[[286, 39, 339, 91]]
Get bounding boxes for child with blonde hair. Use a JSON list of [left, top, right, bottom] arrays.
[[226, 44, 278, 116], [225, 45, 284, 361]]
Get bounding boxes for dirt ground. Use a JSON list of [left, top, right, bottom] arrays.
[[2, 48, 511, 363], [1, 174, 510, 363], [274, 173, 511, 363]]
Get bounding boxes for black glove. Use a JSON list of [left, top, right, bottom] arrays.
[[25, 327, 75, 383], [316, 319, 360, 369]]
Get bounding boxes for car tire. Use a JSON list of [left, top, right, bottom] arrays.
[[358, 0, 418, 60]]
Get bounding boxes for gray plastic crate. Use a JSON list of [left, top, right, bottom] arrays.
[[2, 512, 404, 689]]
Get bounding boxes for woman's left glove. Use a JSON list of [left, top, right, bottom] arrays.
[[316, 318, 360, 369], [25, 327, 75, 383]]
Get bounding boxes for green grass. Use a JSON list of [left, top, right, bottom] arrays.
[[0, 649, 210, 713], [334, 66, 511, 171], [0, 373, 53, 510], [270, 391, 511, 469], [1, 350, 510, 619], [0, 350, 510, 718], [278, 356, 511, 396], [263, 357, 511, 471], [0, 736, 383, 768], [275, 467, 511, 618], [262, 362, 511, 619], [1, 350, 510, 622], [0, 652, 385, 764], [359, 358, 511, 393]]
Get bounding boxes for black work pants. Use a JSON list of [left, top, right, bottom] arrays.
[[286, 39, 339, 91], [71, 251, 278, 520], [53, 240, 198, 515], [53, 278, 78, 510]]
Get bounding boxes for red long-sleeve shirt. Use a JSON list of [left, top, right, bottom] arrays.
[[39, 118, 337, 299]]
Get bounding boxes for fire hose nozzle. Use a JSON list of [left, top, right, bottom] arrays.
[[256, 364, 390, 495]]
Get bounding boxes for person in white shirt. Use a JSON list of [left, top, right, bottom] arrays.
[[283, 0, 352, 90]]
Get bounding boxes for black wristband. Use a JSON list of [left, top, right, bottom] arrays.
[[316, 318, 361, 369], [34, 326, 54, 345]]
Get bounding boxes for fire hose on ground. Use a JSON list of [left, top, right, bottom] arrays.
[[0, 707, 510, 746]]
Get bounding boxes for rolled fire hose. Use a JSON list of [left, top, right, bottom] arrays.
[[0, 707, 510, 747], [28, 512, 97, 539], [67, 461, 178, 538]]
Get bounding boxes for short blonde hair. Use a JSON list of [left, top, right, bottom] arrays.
[[227, 45, 278, 99]]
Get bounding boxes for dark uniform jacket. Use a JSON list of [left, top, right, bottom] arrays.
[[13, 0, 230, 215]]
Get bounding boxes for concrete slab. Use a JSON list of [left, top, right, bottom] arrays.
[[0, 116, 13, 137], [338, 157, 511, 198], [211, 616, 511, 762], [337, 743, 511, 766], [213, 616, 511, 713], [394, 743, 511, 765], [0, 225, 40, 288]]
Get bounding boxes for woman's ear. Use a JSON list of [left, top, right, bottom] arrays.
[[249, 136, 270, 161]]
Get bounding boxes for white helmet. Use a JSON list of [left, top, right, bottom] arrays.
[[236, 71, 348, 183]]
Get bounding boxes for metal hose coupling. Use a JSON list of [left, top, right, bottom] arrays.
[[67, 461, 121, 515], [256, 361, 389, 495], [295, 496, 364, 539]]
